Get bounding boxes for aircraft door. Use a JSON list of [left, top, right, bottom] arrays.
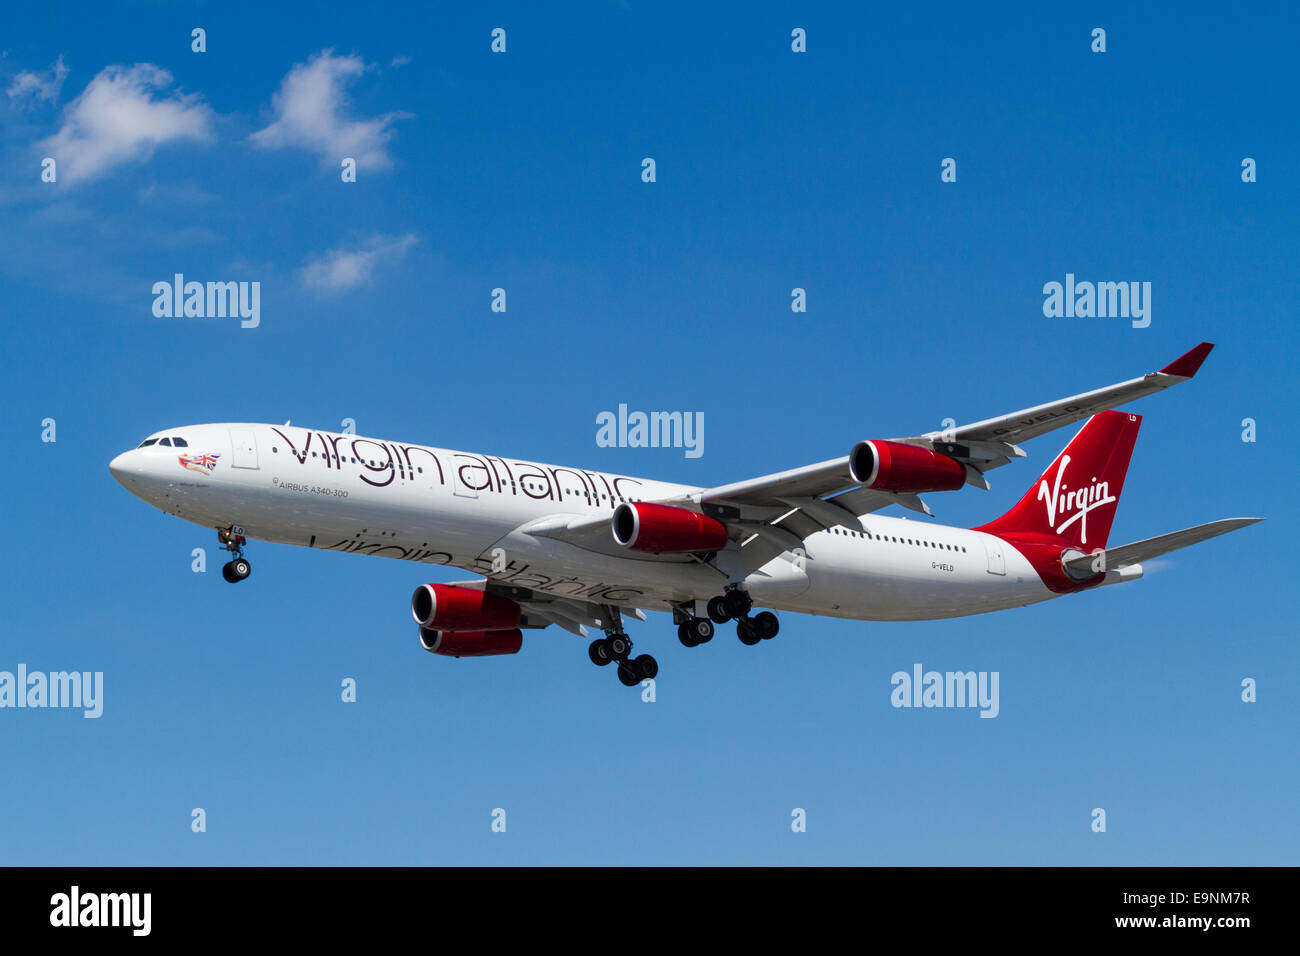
[[230, 428, 259, 470], [984, 537, 1006, 575]]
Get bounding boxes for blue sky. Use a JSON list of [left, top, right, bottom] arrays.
[[0, 1, 1296, 865]]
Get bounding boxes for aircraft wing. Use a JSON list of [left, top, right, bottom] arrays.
[[651, 342, 1217, 571], [517, 343, 1218, 574], [924, 340, 1216, 458]]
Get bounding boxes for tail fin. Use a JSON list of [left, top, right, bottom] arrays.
[[975, 410, 1140, 550]]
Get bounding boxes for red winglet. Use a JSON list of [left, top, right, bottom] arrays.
[[1159, 342, 1214, 378]]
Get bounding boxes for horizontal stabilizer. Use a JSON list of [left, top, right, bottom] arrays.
[[1063, 517, 1263, 574]]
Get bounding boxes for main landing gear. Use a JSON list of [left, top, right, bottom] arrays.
[[588, 609, 658, 688], [677, 616, 715, 647], [690, 588, 779, 646], [589, 634, 658, 687], [217, 525, 252, 583], [588, 591, 779, 687]]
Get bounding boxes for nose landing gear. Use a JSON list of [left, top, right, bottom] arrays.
[[217, 525, 252, 583]]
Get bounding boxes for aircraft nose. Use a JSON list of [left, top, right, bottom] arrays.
[[109, 450, 139, 486]]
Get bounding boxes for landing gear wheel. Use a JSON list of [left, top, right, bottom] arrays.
[[737, 618, 761, 646], [589, 638, 613, 666], [753, 611, 779, 640], [222, 559, 251, 583], [633, 654, 658, 680], [722, 590, 753, 620], [617, 661, 640, 687], [607, 633, 631, 661], [706, 596, 730, 624], [677, 622, 698, 648], [686, 617, 714, 644]]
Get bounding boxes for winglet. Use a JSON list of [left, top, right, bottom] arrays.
[[1159, 342, 1214, 378]]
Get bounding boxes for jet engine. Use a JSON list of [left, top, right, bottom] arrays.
[[410, 583, 522, 631], [849, 439, 966, 493], [611, 502, 728, 554], [419, 627, 524, 658]]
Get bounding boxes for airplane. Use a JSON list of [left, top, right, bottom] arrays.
[[109, 341, 1260, 687]]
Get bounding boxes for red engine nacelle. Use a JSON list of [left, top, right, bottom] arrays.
[[849, 440, 966, 493], [410, 583, 522, 631], [419, 627, 524, 658], [611, 502, 728, 554]]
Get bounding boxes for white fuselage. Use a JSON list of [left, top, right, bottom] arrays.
[[109, 423, 1061, 622]]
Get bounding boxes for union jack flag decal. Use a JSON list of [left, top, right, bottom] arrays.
[[178, 453, 220, 475]]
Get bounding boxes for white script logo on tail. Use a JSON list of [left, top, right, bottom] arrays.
[[1036, 455, 1117, 544]]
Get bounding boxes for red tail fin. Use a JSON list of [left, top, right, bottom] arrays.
[[975, 410, 1140, 550]]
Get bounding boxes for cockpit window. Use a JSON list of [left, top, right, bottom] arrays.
[[158, 437, 173, 447], [138, 438, 158, 447], [172, 437, 188, 447]]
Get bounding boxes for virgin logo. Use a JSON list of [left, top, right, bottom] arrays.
[[1037, 454, 1116, 544]]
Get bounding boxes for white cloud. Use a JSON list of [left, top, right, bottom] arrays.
[[37, 63, 213, 185], [252, 50, 407, 170], [8, 55, 70, 106], [299, 233, 418, 293]]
